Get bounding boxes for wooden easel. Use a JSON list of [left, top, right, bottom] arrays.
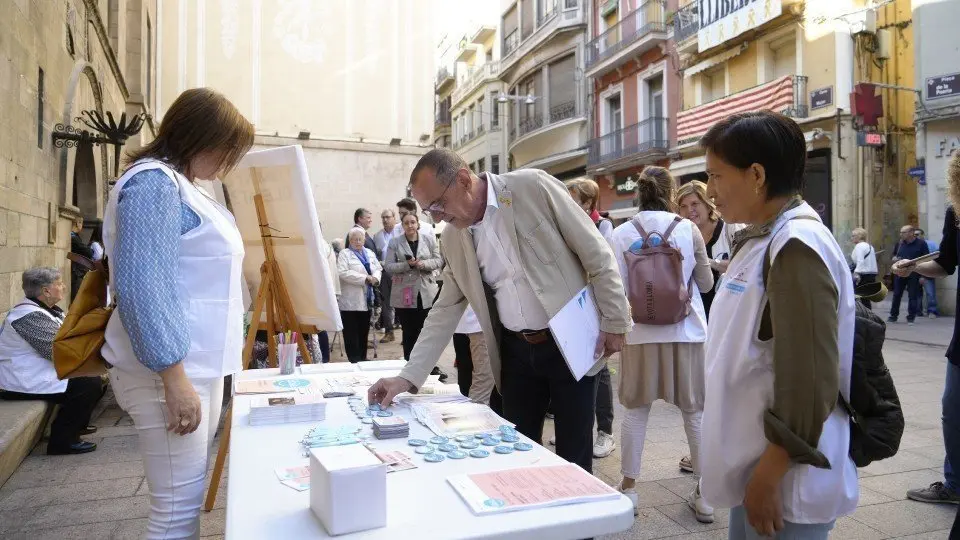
[[203, 167, 318, 512]]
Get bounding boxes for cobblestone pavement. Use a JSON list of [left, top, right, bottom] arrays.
[[0, 308, 956, 539]]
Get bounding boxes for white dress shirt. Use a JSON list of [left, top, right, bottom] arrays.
[[470, 175, 551, 332]]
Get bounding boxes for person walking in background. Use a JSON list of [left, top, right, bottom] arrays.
[[889, 225, 929, 324], [368, 149, 630, 476], [0, 267, 105, 455], [916, 228, 940, 318], [374, 210, 398, 342], [611, 166, 715, 522], [384, 213, 442, 360], [700, 111, 858, 539], [895, 152, 960, 509], [849, 228, 879, 308], [337, 228, 382, 363], [103, 88, 255, 538], [564, 178, 616, 459], [69, 216, 94, 301]]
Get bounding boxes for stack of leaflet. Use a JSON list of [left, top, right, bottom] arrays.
[[372, 416, 409, 440], [405, 400, 512, 438], [249, 394, 327, 426]]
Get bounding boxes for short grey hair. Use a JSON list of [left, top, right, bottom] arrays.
[[347, 227, 366, 242], [851, 227, 867, 241], [410, 148, 469, 187], [22, 267, 61, 297]]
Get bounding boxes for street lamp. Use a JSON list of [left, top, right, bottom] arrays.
[[496, 92, 540, 104]]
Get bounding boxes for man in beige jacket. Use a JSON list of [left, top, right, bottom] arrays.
[[369, 148, 630, 473]]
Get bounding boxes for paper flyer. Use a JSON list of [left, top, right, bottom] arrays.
[[275, 465, 311, 491]]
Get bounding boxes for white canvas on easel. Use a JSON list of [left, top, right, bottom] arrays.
[[223, 145, 342, 331]]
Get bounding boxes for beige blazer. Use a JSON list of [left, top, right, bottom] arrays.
[[383, 232, 442, 308], [398, 169, 631, 390]]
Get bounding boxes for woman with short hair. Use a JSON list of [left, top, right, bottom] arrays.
[[611, 165, 715, 522], [0, 267, 104, 455], [700, 111, 858, 539], [103, 87, 255, 538], [338, 228, 383, 362], [850, 228, 878, 307]]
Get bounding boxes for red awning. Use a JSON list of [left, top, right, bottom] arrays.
[[677, 76, 795, 143]]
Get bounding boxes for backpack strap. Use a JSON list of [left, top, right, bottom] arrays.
[[632, 215, 683, 248], [631, 217, 650, 245], [661, 216, 683, 243]]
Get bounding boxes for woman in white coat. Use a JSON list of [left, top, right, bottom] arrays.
[[611, 166, 715, 523], [701, 111, 858, 539], [338, 228, 382, 362], [103, 88, 254, 538]]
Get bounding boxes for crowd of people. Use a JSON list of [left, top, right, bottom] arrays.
[[4, 85, 960, 539]]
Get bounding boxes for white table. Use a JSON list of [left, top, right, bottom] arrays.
[[226, 367, 634, 539]]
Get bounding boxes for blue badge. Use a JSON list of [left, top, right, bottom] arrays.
[[368, 403, 382, 411], [513, 442, 533, 451], [407, 439, 428, 447], [423, 453, 445, 463], [455, 435, 473, 443], [494, 445, 514, 454], [501, 434, 519, 443], [447, 450, 467, 460], [437, 443, 458, 453], [469, 449, 490, 458], [376, 411, 393, 417], [499, 425, 517, 436], [429, 436, 449, 445], [459, 441, 479, 450], [415, 445, 435, 455], [481, 438, 499, 446], [361, 417, 373, 424], [484, 498, 506, 508]]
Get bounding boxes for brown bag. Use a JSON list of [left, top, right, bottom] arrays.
[[52, 253, 111, 379], [623, 215, 693, 325]]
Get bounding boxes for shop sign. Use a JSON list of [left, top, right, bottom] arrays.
[[615, 175, 638, 195], [908, 166, 926, 186], [698, 0, 781, 52], [935, 136, 960, 158], [927, 73, 960, 101], [856, 131, 885, 147], [810, 87, 833, 110]]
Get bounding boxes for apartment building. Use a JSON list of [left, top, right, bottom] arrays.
[[585, 0, 677, 219], [670, 0, 916, 260], [498, 0, 590, 179], [450, 24, 508, 174]]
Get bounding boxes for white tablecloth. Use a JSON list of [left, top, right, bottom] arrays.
[[226, 367, 634, 539]]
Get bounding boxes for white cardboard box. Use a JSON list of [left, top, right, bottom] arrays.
[[309, 445, 387, 535]]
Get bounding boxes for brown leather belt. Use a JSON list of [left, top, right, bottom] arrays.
[[507, 329, 551, 345]]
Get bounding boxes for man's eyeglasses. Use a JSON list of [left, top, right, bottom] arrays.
[[422, 177, 456, 216]]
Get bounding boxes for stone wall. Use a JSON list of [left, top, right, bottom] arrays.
[[0, 0, 156, 320]]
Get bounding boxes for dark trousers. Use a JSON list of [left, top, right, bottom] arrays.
[[1, 376, 104, 449], [454, 333, 503, 416], [856, 273, 878, 309], [395, 300, 429, 360], [890, 274, 922, 321], [317, 331, 330, 363], [500, 331, 598, 474], [595, 365, 614, 434], [379, 271, 394, 330], [340, 310, 371, 362]]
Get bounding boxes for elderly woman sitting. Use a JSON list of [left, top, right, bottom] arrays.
[[0, 267, 105, 454]]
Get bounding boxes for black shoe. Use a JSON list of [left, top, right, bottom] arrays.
[[80, 426, 98, 435], [887, 317, 897, 323], [48, 440, 97, 455], [430, 366, 448, 383]]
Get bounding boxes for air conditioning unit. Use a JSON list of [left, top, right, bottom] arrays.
[[849, 9, 877, 35]]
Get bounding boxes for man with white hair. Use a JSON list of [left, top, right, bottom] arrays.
[[0, 267, 105, 454]]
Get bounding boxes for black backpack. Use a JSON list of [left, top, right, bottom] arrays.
[[762, 217, 904, 468]]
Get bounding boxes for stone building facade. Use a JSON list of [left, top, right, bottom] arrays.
[[0, 0, 158, 318]]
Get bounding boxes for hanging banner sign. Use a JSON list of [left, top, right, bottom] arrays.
[[698, 0, 782, 53]]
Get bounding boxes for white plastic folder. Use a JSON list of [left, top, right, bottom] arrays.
[[548, 286, 601, 381]]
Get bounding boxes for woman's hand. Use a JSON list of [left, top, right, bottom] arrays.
[[365, 275, 377, 285], [744, 444, 790, 536], [159, 363, 202, 435], [407, 257, 419, 268]]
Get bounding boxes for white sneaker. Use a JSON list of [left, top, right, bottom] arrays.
[[593, 431, 616, 458], [688, 482, 715, 523], [548, 434, 556, 445], [619, 485, 639, 516]]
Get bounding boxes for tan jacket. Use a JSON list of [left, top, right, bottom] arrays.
[[398, 169, 631, 390]]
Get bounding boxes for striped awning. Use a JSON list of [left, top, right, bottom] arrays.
[[677, 76, 795, 144]]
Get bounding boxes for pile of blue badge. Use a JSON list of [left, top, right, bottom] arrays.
[[348, 397, 395, 425], [408, 425, 531, 462]]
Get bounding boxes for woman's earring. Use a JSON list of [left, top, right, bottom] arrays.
[[754, 184, 762, 195]]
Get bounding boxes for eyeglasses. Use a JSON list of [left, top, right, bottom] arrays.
[[422, 178, 456, 217]]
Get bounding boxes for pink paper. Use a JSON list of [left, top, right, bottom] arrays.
[[467, 464, 615, 506]]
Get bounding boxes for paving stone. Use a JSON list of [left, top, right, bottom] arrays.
[[860, 449, 945, 476], [635, 457, 690, 483], [857, 485, 897, 507], [599, 507, 688, 540], [25, 494, 151, 529], [201, 508, 226, 536], [0, 508, 29, 535], [3, 520, 119, 539], [632, 480, 685, 509], [648, 531, 728, 540], [656, 476, 699, 499], [830, 516, 888, 539], [111, 518, 150, 539], [0, 476, 141, 510], [893, 530, 954, 539], [850, 500, 957, 537], [655, 501, 729, 533], [859, 469, 945, 500]]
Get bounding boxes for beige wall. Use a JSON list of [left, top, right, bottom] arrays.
[[158, 0, 436, 144]]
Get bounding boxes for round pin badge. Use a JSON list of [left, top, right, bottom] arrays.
[[376, 411, 393, 417], [437, 443, 458, 453], [447, 450, 467, 459], [408, 439, 428, 447], [499, 425, 517, 436], [494, 445, 514, 454], [481, 438, 499, 446], [368, 403, 382, 412], [459, 441, 479, 450], [513, 442, 533, 451], [429, 436, 449, 445], [501, 434, 519, 443], [361, 417, 373, 424], [415, 445, 435, 455], [423, 453, 445, 463], [475, 433, 489, 439], [455, 435, 473, 443], [469, 449, 490, 458]]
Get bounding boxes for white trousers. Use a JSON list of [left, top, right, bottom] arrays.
[[621, 404, 703, 480], [111, 368, 224, 540]]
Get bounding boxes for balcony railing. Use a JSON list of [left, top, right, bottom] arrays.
[[519, 115, 545, 137], [550, 100, 577, 123], [503, 30, 520, 57], [452, 61, 501, 105], [586, 1, 666, 70], [783, 75, 809, 119], [435, 110, 451, 127], [587, 117, 669, 167], [435, 67, 453, 88], [673, 2, 699, 43], [536, 0, 559, 27]]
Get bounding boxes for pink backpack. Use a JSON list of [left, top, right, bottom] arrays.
[[624, 216, 694, 325]]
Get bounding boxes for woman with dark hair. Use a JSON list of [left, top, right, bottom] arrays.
[[88, 222, 105, 261], [699, 111, 858, 539], [610, 165, 714, 522], [103, 88, 255, 538]]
